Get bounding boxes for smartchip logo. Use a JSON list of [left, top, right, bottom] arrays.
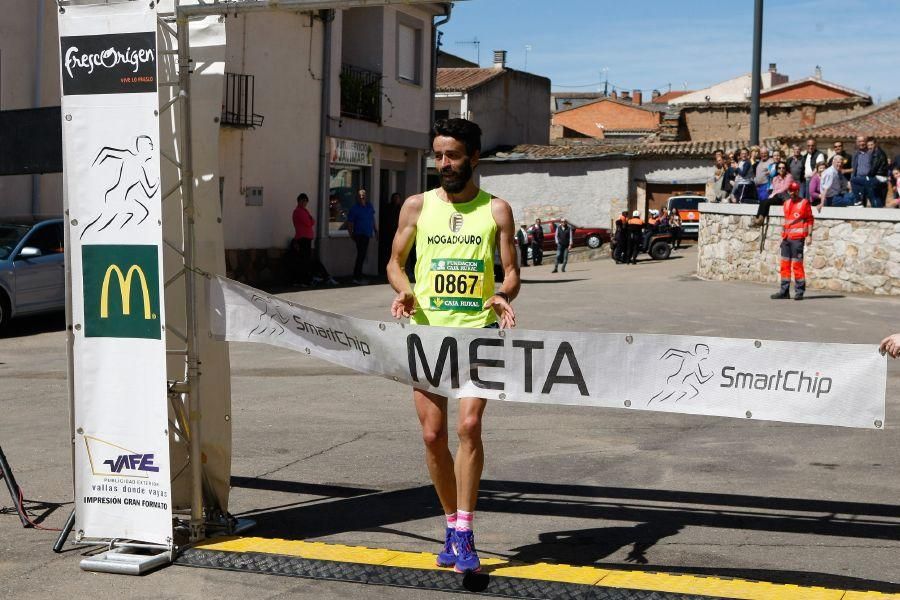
[[84, 436, 159, 478], [82, 245, 160, 339], [649, 344, 834, 403], [61, 32, 157, 95]]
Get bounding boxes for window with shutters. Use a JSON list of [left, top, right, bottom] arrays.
[[396, 15, 422, 85]]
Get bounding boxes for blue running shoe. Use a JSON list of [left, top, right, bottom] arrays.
[[436, 527, 456, 567], [453, 530, 481, 573]]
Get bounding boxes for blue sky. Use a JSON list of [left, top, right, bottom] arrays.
[[441, 0, 899, 103]]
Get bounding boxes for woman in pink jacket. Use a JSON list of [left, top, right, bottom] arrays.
[[751, 162, 793, 226]]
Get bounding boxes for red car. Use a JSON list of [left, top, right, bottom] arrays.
[[528, 219, 610, 251]]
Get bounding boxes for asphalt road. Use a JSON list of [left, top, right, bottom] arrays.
[[2, 244, 900, 599]]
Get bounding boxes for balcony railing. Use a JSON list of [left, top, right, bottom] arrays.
[[222, 72, 264, 128], [340, 64, 382, 124]]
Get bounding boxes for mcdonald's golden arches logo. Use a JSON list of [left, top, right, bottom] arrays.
[[82, 245, 160, 339]]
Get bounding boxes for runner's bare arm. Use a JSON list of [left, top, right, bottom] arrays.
[[387, 194, 423, 319], [486, 197, 520, 328]]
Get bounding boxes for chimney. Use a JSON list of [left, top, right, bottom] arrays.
[[633, 89, 642, 105], [814, 65, 822, 79], [610, 90, 618, 99], [493, 50, 507, 69], [651, 89, 661, 100], [620, 90, 631, 102], [768, 62, 777, 73]]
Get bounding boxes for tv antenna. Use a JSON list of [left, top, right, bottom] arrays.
[[455, 37, 480, 66]]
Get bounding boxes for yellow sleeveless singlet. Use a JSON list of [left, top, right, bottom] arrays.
[[412, 188, 497, 327]]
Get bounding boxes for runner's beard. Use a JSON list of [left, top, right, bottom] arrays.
[[440, 159, 473, 194]]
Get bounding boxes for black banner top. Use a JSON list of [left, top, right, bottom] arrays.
[[61, 32, 157, 96]]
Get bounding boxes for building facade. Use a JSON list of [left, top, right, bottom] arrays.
[[0, 1, 449, 282], [478, 141, 725, 229], [434, 52, 551, 154]]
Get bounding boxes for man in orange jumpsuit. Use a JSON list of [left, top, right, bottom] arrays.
[[771, 182, 814, 301]]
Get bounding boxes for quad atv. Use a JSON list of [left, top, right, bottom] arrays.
[[611, 227, 673, 262]]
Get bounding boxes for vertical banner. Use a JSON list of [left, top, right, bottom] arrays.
[[60, 2, 172, 545]]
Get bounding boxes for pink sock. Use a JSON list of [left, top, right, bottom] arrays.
[[445, 512, 457, 529], [456, 510, 474, 532]]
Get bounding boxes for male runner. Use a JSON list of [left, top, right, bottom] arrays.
[[386, 118, 520, 573]]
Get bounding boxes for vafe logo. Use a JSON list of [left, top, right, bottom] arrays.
[[449, 212, 465, 233], [82, 245, 160, 339], [84, 436, 159, 478]]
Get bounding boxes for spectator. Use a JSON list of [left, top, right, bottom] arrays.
[[851, 135, 873, 206], [712, 151, 729, 202], [732, 148, 757, 203], [529, 218, 544, 266], [346, 188, 377, 284], [808, 161, 827, 208], [850, 135, 888, 207], [868, 137, 889, 207], [643, 209, 660, 249], [515, 224, 529, 266], [829, 140, 852, 177], [786, 144, 805, 189], [659, 206, 670, 227], [552, 218, 573, 273], [887, 166, 900, 208], [822, 155, 856, 207], [751, 162, 793, 227], [380, 192, 404, 276], [669, 208, 683, 249], [291, 193, 316, 285], [625, 210, 644, 264], [613, 211, 628, 263], [802, 138, 826, 197], [754, 146, 774, 201], [722, 153, 736, 202]]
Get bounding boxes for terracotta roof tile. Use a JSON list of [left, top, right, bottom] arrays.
[[796, 100, 900, 139], [436, 68, 505, 92], [484, 139, 775, 161]]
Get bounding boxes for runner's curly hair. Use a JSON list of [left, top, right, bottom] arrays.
[[432, 118, 482, 157]]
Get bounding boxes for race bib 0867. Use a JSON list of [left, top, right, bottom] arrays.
[[428, 258, 484, 311]]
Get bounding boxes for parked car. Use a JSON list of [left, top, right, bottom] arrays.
[[528, 219, 611, 253], [665, 195, 706, 237], [0, 219, 66, 330]]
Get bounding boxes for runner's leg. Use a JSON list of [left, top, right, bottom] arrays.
[[414, 389, 457, 513], [455, 397, 487, 512]]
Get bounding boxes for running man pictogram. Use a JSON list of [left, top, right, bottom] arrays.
[[248, 294, 289, 337], [81, 135, 160, 239], [649, 343, 713, 404]]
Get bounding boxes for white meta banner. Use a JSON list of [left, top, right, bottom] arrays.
[[60, 3, 171, 545], [210, 277, 887, 430]]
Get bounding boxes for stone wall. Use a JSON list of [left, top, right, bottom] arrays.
[[698, 204, 900, 296]]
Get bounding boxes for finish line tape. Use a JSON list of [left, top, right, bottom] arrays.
[[209, 276, 886, 429]]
